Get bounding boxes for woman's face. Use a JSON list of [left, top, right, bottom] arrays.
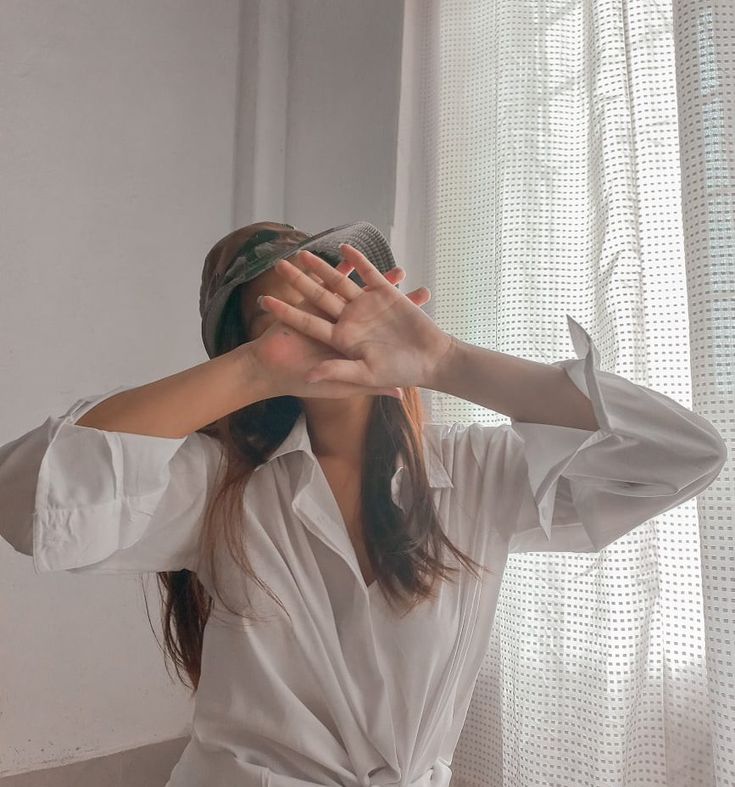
[[238, 254, 322, 341]]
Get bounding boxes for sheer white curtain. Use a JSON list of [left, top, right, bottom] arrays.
[[392, 1, 733, 784]]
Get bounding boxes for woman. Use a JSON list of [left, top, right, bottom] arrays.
[[0, 221, 727, 787]]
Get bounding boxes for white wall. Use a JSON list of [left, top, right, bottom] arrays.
[[0, 0, 405, 780], [0, 0, 241, 777], [232, 0, 405, 240], [283, 1, 404, 236]]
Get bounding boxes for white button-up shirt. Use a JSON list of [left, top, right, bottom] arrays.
[[0, 316, 727, 786]]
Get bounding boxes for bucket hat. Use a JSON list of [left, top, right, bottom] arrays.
[[199, 221, 399, 358]]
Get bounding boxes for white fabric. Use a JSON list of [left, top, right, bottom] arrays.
[[672, 3, 735, 784], [0, 317, 726, 786], [394, 1, 734, 783]]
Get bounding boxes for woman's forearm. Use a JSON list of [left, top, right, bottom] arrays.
[[425, 336, 600, 430], [74, 345, 272, 439]]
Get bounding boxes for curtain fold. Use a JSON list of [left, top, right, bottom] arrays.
[[394, 0, 733, 784], [672, 1, 735, 784]]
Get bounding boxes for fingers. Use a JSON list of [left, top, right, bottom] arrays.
[[259, 294, 336, 347], [337, 258, 405, 289], [337, 243, 394, 289], [306, 360, 403, 399], [406, 285, 431, 306], [303, 244, 390, 291], [293, 249, 364, 302], [273, 249, 409, 316], [325, 247, 414, 298], [265, 247, 425, 343], [274, 256, 347, 320], [385, 267, 404, 285], [305, 357, 370, 386]]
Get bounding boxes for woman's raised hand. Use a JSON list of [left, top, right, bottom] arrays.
[[256, 244, 454, 393], [248, 260, 433, 401]]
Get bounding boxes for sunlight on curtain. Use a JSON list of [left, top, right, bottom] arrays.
[[394, 0, 732, 784], [672, 1, 734, 784]]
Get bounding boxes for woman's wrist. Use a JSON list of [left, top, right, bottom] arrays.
[[420, 331, 462, 392], [229, 342, 279, 405]]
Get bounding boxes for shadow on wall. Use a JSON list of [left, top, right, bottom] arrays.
[[0, 737, 189, 787]]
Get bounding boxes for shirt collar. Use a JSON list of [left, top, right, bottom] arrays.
[[262, 410, 453, 489]]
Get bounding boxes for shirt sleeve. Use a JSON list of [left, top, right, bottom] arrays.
[[0, 385, 222, 574], [442, 315, 728, 555]]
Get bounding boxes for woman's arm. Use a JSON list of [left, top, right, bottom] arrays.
[[75, 344, 271, 439], [255, 246, 598, 430], [427, 335, 600, 431]]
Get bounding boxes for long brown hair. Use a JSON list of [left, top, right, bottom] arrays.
[[144, 267, 491, 696]]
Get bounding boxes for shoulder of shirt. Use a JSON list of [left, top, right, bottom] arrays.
[[191, 423, 474, 480], [421, 419, 519, 467]]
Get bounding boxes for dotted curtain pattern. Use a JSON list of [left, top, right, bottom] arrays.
[[396, 1, 733, 785], [672, 2, 735, 785]]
